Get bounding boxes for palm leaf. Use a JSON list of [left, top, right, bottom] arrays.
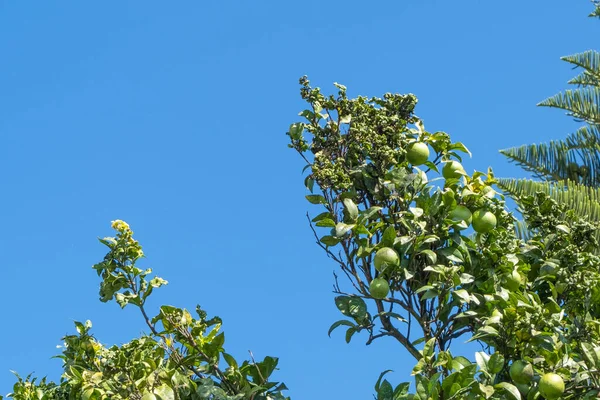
[[499, 132, 600, 186], [497, 178, 600, 223], [566, 124, 600, 149], [513, 219, 534, 241], [537, 87, 600, 124], [569, 70, 600, 87], [562, 50, 600, 82]]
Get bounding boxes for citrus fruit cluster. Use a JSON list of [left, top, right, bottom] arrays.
[[509, 360, 565, 399]]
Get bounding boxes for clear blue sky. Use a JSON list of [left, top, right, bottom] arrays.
[[0, 1, 598, 398]]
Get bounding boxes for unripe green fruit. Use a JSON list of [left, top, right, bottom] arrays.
[[472, 209, 497, 233], [374, 247, 400, 272], [370, 278, 390, 299], [449, 205, 472, 227], [539, 373, 565, 400], [442, 161, 465, 179], [509, 360, 534, 384], [504, 270, 522, 291], [406, 142, 430, 166]]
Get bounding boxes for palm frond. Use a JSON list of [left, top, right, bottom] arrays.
[[565, 123, 600, 149], [513, 219, 534, 241], [561, 50, 600, 82], [537, 88, 600, 124], [499, 138, 600, 185], [568, 70, 600, 87], [497, 178, 600, 223], [591, 1, 600, 18]]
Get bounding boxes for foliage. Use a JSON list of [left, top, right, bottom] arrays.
[[288, 77, 600, 398], [591, 1, 600, 18], [3, 221, 288, 400], [499, 4, 600, 235]]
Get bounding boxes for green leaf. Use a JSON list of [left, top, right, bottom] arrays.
[[393, 382, 411, 397], [555, 224, 570, 234], [475, 352, 489, 374], [479, 384, 495, 398], [304, 176, 315, 192], [223, 352, 238, 369], [347, 297, 367, 319], [312, 211, 333, 222], [328, 320, 355, 337], [419, 250, 437, 264], [410, 207, 424, 218], [82, 388, 95, 400], [306, 194, 327, 204], [332, 222, 354, 237], [343, 198, 359, 221], [382, 226, 396, 247], [421, 290, 439, 300], [452, 289, 470, 304], [315, 218, 336, 228], [422, 338, 436, 358], [494, 382, 521, 400], [154, 384, 175, 400], [377, 379, 394, 400], [345, 327, 357, 343], [320, 235, 340, 246], [448, 142, 472, 157], [487, 353, 505, 374], [361, 206, 382, 221], [374, 370, 393, 392]]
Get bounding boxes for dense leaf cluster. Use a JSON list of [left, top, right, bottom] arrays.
[[3, 221, 288, 400], [288, 78, 600, 399]]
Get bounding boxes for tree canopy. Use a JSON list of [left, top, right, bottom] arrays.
[[3, 221, 289, 400], [286, 77, 600, 398]]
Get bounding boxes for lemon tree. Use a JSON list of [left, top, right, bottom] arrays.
[[288, 77, 600, 399], [4, 222, 290, 400]]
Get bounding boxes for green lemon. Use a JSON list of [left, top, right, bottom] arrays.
[[406, 142, 430, 166], [373, 247, 400, 272], [370, 278, 390, 299], [509, 360, 534, 384], [449, 205, 472, 227], [442, 161, 465, 179], [504, 270, 522, 291], [472, 209, 497, 233], [539, 373, 565, 400]]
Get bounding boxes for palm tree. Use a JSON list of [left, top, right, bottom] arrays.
[[498, 3, 600, 235]]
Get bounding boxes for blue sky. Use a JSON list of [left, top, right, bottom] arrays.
[[0, 1, 598, 398]]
